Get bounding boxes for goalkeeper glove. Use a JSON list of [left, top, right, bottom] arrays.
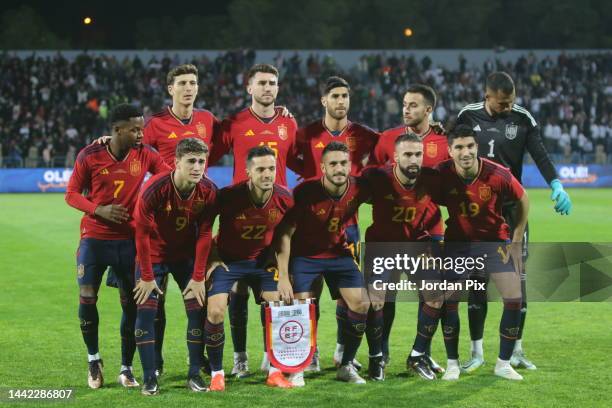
[[550, 179, 571, 215]]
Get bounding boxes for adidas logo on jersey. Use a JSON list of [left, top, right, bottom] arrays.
[[449, 188, 458, 195], [168, 132, 178, 139], [315, 142, 325, 148], [316, 209, 326, 215], [473, 125, 481, 132], [100, 168, 109, 175], [245, 129, 255, 136], [384, 194, 394, 200], [236, 213, 247, 220]]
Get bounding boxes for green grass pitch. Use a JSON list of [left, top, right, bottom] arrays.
[[1, 189, 611, 407]]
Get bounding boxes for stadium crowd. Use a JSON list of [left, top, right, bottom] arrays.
[[0, 49, 611, 168]]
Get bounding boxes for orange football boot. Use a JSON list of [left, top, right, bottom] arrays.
[[266, 371, 294, 388], [209, 373, 225, 391]]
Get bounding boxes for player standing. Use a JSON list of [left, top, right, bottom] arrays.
[[371, 84, 448, 369], [296, 76, 379, 371], [208, 64, 301, 377], [455, 72, 571, 372], [275, 141, 372, 385], [102, 64, 221, 375], [433, 124, 529, 380], [132, 138, 217, 395], [65, 104, 170, 389], [204, 146, 294, 391]]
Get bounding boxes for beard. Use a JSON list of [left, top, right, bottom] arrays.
[[325, 172, 348, 187], [327, 107, 348, 120], [254, 94, 276, 107], [399, 164, 420, 181]]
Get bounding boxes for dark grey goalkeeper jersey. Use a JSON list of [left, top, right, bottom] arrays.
[[455, 102, 558, 184]]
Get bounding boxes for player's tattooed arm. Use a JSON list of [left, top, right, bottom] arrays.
[[94, 204, 130, 224]]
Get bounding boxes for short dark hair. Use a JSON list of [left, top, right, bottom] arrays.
[[322, 141, 349, 157], [166, 64, 199, 86], [110, 104, 142, 125], [247, 145, 276, 163], [447, 124, 477, 145], [323, 76, 350, 95], [247, 64, 279, 82], [485, 71, 515, 94], [405, 84, 436, 108], [175, 138, 209, 159], [394, 132, 423, 146]]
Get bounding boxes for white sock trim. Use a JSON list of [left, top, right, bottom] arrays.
[[88, 353, 100, 362]]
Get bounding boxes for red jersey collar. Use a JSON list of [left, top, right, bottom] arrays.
[[167, 106, 193, 126], [322, 119, 351, 138], [248, 107, 280, 124], [320, 176, 350, 201]]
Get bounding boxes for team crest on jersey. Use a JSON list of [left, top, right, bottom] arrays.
[[479, 185, 492, 201], [278, 124, 288, 140], [426, 142, 438, 158], [129, 160, 142, 176], [77, 264, 85, 278], [192, 200, 205, 214], [505, 124, 518, 140], [268, 208, 280, 222], [196, 122, 207, 138]]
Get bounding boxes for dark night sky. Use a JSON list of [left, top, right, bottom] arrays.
[[1, 0, 229, 47]]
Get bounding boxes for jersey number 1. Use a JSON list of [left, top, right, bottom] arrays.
[[487, 139, 495, 158]]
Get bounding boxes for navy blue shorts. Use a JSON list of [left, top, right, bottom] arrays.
[[135, 259, 194, 300], [345, 223, 361, 261], [76, 238, 135, 290], [445, 242, 516, 281], [208, 259, 278, 297], [290, 256, 364, 298]]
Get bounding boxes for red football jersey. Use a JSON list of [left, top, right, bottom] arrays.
[[372, 125, 449, 168], [143, 107, 220, 168], [362, 165, 443, 242], [296, 120, 379, 179], [216, 182, 294, 262], [134, 172, 218, 281], [209, 107, 300, 186], [284, 177, 370, 258], [66, 143, 170, 240], [433, 158, 525, 241]]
